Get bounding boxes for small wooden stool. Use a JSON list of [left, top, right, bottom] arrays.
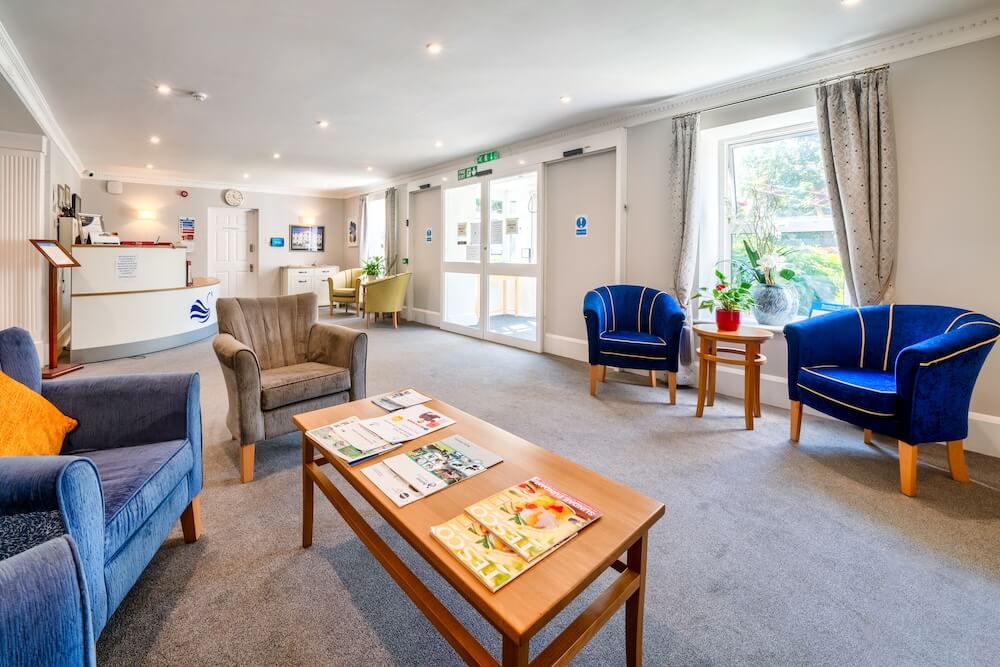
[[693, 323, 774, 430]]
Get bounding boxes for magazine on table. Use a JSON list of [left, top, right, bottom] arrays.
[[430, 513, 567, 593], [372, 389, 432, 412], [361, 463, 422, 507], [464, 477, 602, 561], [360, 404, 455, 443], [305, 416, 399, 464], [383, 435, 503, 496]]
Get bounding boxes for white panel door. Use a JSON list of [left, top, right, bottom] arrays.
[[209, 208, 257, 298]]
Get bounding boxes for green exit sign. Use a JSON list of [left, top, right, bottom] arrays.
[[457, 165, 478, 181], [476, 150, 499, 164]]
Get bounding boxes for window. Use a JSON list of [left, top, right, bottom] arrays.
[[363, 196, 386, 262], [722, 124, 846, 316]]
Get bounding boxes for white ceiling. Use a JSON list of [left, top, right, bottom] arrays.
[[1, 0, 996, 195]]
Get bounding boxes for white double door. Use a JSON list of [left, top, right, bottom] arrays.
[[440, 169, 542, 351], [209, 207, 257, 298]]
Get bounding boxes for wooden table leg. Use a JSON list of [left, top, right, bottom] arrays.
[[503, 636, 529, 667], [695, 341, 708, 418], [706, 339, 717, 407], [743, 345, 755, 431], [302, 435, 314, 548], [625, 533, 648, 667], [752, 347, 762, 418]]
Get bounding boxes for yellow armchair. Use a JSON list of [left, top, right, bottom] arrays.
[[362, 273, 411, 328], [327, 268, 365, 314]]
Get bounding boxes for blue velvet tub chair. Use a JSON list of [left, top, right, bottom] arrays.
[[0, 326, 203, 639], [583, 285, 686, 403], [0, 529, 95, 667], [785, 305, 999, 496]]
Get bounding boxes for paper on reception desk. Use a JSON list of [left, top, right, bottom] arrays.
[[362, 463, 422, 507], [372, 389, 432, 412], [360, 404, 455, 443]]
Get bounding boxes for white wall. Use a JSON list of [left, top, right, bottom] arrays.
[[79, 180, 343, 297]]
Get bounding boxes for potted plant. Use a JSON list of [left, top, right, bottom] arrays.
[[361, 255, 384, 278], [733, 189, 799, 325], [694, 270, 754, 331]]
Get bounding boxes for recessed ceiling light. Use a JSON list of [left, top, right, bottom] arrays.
[[426, 42, 443, 55], [366, 166, 374, 172], [145, 163, 154, 169], [841, 0, 861, 5], [273, 153, 281, 159], [317, 120, 329, 129], [149, 135, 161, 144], [156, 84, 171, 95], [518, 159, 526, 165], [434, 140, 443, 148], [559, 95, 572, 104], [441, 176, 448, 181], [242, 173, 250, 179]]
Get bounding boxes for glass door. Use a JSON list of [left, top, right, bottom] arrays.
[[440, 169, 542, 351]]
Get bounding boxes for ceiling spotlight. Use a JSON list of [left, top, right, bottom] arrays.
[[441, 176, 448, 181], [366, 166, 374, 172], [156, 84, 171, 95], [841, 0, 862, 5], [426, 42, 443, 55], [146, 163, 154, 169], [273, 153, 281, 159], [434, 140, 443, 148], [190, 91, 208, 102], [149, 135, 160, 144], [518, 159, 526, 165], [317, 120, 329, 129], [559, 95, 572, 104], [242, 173, 250, 179]]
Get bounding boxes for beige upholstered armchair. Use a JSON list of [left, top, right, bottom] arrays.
[[327, 267, 364, 314], [212, 292, 367, 482]]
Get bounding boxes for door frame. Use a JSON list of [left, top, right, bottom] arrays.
[[206, 206, 260, 298]]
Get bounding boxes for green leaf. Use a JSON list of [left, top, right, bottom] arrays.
[[779, 268, 796, 281]]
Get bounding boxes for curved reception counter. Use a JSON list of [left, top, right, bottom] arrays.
[[70, 245, 219, 363]]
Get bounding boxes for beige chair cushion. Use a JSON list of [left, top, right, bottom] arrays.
[[330, 288, 356, 297], [260, 362, 351, 410]]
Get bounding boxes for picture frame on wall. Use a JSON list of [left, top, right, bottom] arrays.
[[346, 219, 358, 247], [289, 225, 325, 251]]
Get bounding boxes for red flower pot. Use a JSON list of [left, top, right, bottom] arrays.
[[716, 309, 741, 331]]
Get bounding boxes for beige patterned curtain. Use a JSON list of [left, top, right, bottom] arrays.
[[670, 113, 700, 378], [357, 195, 368, 263], [816, 68, 897, 305], [384, 187, 398, 274]]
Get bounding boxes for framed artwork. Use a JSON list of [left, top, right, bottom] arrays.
[[346, 219, 358, 247], [289, 225, 325, 251]]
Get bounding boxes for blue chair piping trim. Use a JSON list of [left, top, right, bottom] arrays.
[[590, 289, 610, 334], [603, 351, 665, 360], [647, 292, 662, 334], [797, 383, 895, 417], [857, 308, 866, 368], [800, 367, 896, 394], [919, 333, 1000, 367], [600, 334, 665, 345], [636, 287, 647, 333], [603, 286, 616, 330], [882, 303, 895, 371], [944, 310, 976, 332]]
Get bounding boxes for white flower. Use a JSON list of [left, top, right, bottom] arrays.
[[759, 253, 786, 271]]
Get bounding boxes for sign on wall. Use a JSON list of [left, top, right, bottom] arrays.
[[575, 215, 588, 237], [179, 217, 195, 242], [425, 228, 433, 244], [476, 150, 499, 164], [457, 165, 478, 181], [116, 254, 138, 279]]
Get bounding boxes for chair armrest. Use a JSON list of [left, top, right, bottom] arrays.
[[895, 323, 999, 443], [783, 309, 866, 399], [213, 334, 264, 444], [650, 292, 686, 371], [0, 457, 107, 630], [43, 374, 201, 461], [0, 535, 96, 667], [583, 290, 608, 365], [307, 323, 367, 400]]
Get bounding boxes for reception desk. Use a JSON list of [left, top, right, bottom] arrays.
[[70, 245, 219, 362]]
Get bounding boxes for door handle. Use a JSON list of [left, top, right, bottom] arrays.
[[249, 243, 254, 253], [250, 264, 254, 273]]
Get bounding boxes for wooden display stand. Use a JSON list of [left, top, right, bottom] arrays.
[[29, 239, 83, 379]]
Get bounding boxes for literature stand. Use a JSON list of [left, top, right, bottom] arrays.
[[29, 239, 83, 378]]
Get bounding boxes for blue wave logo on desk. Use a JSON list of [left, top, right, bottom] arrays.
[[189, 299, 211, 323]]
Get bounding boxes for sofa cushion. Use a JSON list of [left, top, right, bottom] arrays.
[[797, 365, 897, 417], [0, 371, 78, 457], [260, 362, 350, 410], [597, 330, 668, 360], [330, 288, 356, 297], [81, 439, 192, 558]]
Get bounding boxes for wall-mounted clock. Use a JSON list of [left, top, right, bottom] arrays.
[[223, 189, 244, 207]]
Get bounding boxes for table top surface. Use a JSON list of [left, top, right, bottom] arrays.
[[293, 393, 665, 641], [693, 323, 775, 342]]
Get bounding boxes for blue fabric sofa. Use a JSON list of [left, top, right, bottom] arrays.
[[583, 285, 685, 403], [784, 305, 999, 496], [0, 326, 203, 638], [0, 530, 95, 667]]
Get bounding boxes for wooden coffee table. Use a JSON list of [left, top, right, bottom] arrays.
[[693, 323, 774, 430], [294, 395, 665, 666]]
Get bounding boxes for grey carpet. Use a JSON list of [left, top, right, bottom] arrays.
[[80, 313, 1000, 666]]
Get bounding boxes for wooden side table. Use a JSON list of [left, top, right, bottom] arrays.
[[693, 323, 774, 430]]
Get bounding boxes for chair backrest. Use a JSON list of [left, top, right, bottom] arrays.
[[216, 293, 317, 370], [365, 273, 411, 313], [0, 327, 41, 392], [855, 304, 998, 370], [331, 268, 363, 290], [585, 285, 671, 334]]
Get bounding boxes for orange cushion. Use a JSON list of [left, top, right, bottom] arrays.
[[0, 371, 77, 457]]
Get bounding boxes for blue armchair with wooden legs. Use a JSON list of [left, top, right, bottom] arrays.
[[784, 305, 998, 496], [583, 285, 686, 403]]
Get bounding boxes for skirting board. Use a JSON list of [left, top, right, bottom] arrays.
[[712, 365, 1000, 459], [408, 308, 441, 327], [543, 333, 588, 362]]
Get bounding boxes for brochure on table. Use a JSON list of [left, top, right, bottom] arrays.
[[360, 404, 455, 443], [372, 389, 432, 412], [305, 416, 398, 464]]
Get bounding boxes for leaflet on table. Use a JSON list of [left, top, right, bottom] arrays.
[[360, 404, 455, 443], [464, 477, 602, 561], [372, 389, 432, 412], [305, 416, 399, 463], [430, 513, 568, 592], [384, 436, 503, 495], [335, 418, 394, 452], [361, 463, 422, 507]]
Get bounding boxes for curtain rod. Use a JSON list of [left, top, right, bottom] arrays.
[[674, 63, 889, 119]]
